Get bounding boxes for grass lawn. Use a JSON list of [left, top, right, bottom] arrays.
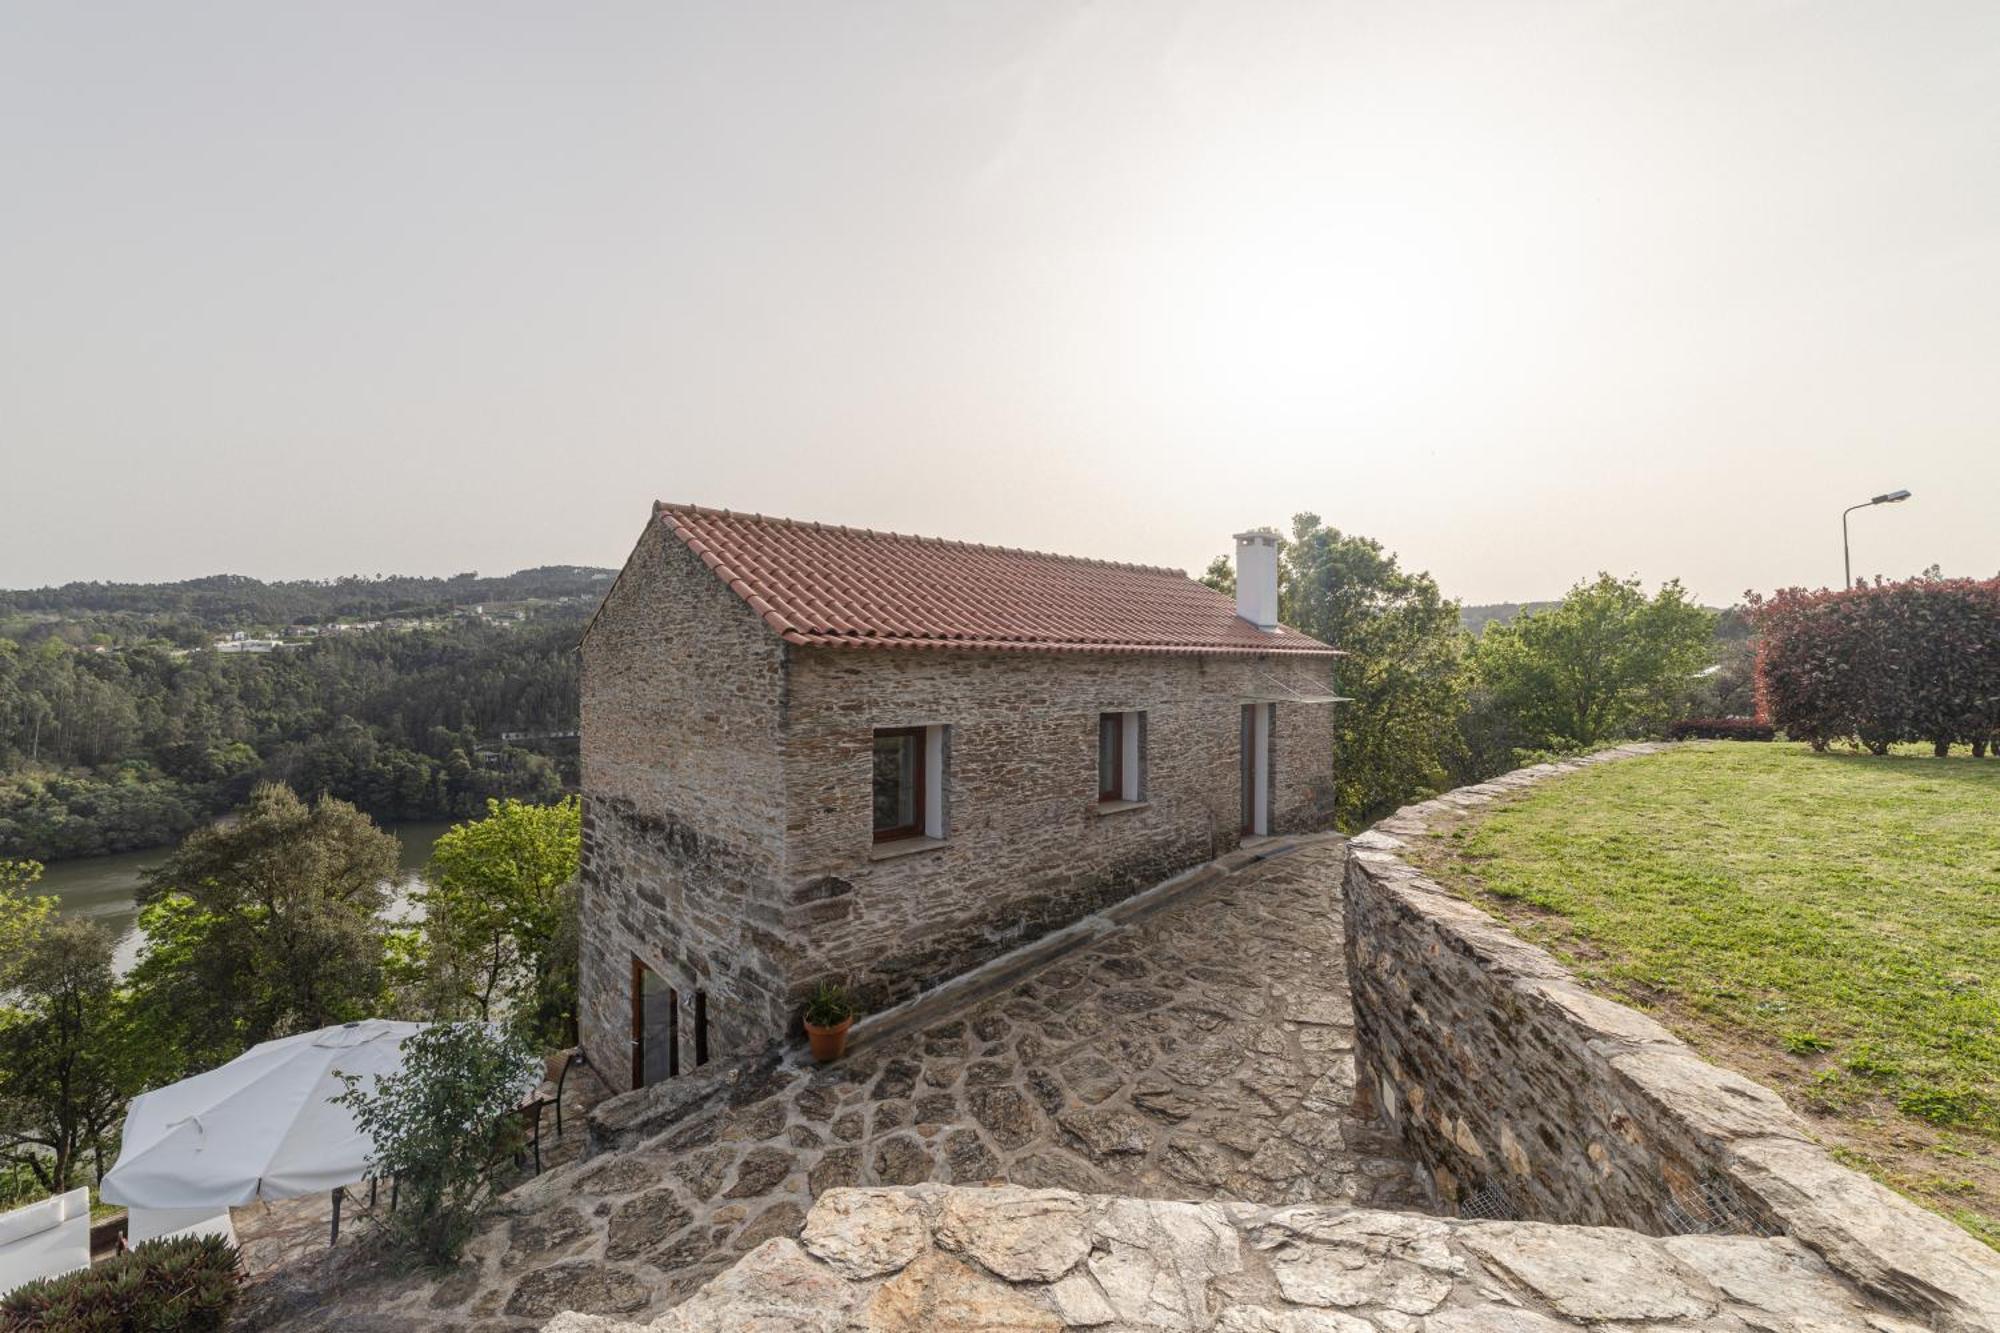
[[1408, 741, 2000, 1248]]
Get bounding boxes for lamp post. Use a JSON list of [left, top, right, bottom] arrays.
[[1842, 489, 1911, 589]]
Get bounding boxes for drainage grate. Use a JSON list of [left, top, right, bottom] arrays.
[[1660, 1175, 1777, 1238], [1457, 1183, 1520, 1222]]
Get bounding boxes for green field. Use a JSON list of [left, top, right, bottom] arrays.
[[1413, 742, 2000, 1247]]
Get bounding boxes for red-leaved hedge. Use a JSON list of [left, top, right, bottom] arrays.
[[1749, 578, 2000, 753]]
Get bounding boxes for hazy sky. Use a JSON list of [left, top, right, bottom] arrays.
[[3, 2, 1996, 604]]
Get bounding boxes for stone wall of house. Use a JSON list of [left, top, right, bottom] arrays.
[[577, 519, 796, 1090], [776, 646, 1337, 1017], [1342, 746, 2000, 1331]]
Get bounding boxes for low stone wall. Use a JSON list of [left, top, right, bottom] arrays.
[[1343, 744, 2000, 1331], [542, 1184, 1924, 1332]]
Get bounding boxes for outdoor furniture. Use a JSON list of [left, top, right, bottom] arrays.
[[88, 1214, 126, 1264], [553, 1048, 584, 1137], [102, 1020, 542, 1250], [514, 1096, 548, 1174], [487, 1096, 549, 1177], [126, 1206, 237, 1249], [0, 1188, 91, 1297], [103, 1020, 427, 1250]]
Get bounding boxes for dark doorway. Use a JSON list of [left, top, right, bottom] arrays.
[[1241, 703, 1272, 836], [630, 958, 679, 1089], [693, 990, 710, 1067]]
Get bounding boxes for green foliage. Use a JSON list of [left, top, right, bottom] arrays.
[[0, 857, 52, 963], [0, 768, 204, 862], [1471, 573, 1715, 750], [420, 797, 581, 1048], [1426, 743, 2000, 1245], [1279, 515, 1472, 828], [0, 1232, 242, 1332], [803, 981, 856, 1028], [332, 1023, 539, 1269], [0, 912, 145, 1195], [127, 783, 401, 1077], [1213, 520, 1731, 823], [0, 605, 587, 861]]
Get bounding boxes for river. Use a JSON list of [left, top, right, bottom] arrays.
[[35, 821, 453, 974]]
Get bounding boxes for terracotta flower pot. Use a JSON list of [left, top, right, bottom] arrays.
[[804, 1016, 854, 1063]]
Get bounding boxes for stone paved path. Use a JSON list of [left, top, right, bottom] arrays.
[[242, 840, 1424, 1331]]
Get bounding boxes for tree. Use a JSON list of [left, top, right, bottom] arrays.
[[1472, 574, 1715, 750], [421, 798, 581, 1048], [332, 1023, 539, 1269], [129, 782, 400, 1076], [1207, 516, 1470, 828], [0, 859, 52, 963], [0, 915, 140, 1193]]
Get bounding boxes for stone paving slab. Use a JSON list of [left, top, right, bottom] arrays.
[[539, 1184, 1928, 1333], [239, 840, 1424, 1330]]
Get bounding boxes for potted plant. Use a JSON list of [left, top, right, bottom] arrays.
[[802, 981, 858, 1063]]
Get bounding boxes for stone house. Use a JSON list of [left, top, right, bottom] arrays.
[[576, 503, 1341, 1092]]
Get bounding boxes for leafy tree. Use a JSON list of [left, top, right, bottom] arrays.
[[422, 798, 582, 1048], [1472, 574, 1715, 750], [0, 913, 141, 1192], [129, 783, 400, 1076], [0, 859, 52, 962], [332, 1023, 539, 1269], [1280, 516, 1471, 826], [1206, 516, 1470, 827]]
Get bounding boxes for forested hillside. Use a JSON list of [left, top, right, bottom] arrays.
[[0, 568, 611, 860], [0, 566, 612, 645]]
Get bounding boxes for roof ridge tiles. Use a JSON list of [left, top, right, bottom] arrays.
[[655, 500, 1186, 577]]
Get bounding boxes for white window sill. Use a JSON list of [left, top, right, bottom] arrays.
[[869, 835, 950, 862], [1093, 799, 1150, 818]]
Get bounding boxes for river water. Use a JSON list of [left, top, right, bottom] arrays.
[[35, 821, 452, 974]]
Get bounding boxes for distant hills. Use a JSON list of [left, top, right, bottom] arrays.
[[0, 566, 618, 633], [1458, 602, 1559, 635]]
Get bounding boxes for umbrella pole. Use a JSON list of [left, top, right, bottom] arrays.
[[330, 1187, 342, 1247]]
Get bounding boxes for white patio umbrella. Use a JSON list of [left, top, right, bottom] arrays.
[[100, 1019, 428, 1213]]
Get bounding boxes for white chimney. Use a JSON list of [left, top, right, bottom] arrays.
[[1233, 529, 1280, 631]]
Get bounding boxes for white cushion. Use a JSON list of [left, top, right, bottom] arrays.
[[0, 1188, 91, 1297], [127, 1206, 236, 1248]]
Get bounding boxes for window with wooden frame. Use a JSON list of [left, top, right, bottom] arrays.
[[1098, 710, 1145, 804], [872, 726, 927, 842]]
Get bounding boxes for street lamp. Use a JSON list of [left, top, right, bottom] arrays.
[[1842, 489, 1911, 589]]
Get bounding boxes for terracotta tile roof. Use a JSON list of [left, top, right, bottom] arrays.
[[654, 502, 1338, 657]]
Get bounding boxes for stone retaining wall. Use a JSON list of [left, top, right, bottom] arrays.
[[1343, 744, 2000, 1331]]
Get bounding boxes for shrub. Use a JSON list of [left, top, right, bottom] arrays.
[[331, 1022, 540, 1269], [1749, 578, 2000, 753], [1666, 717, 1775, 741], [0, 1233, 241, 1331]]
